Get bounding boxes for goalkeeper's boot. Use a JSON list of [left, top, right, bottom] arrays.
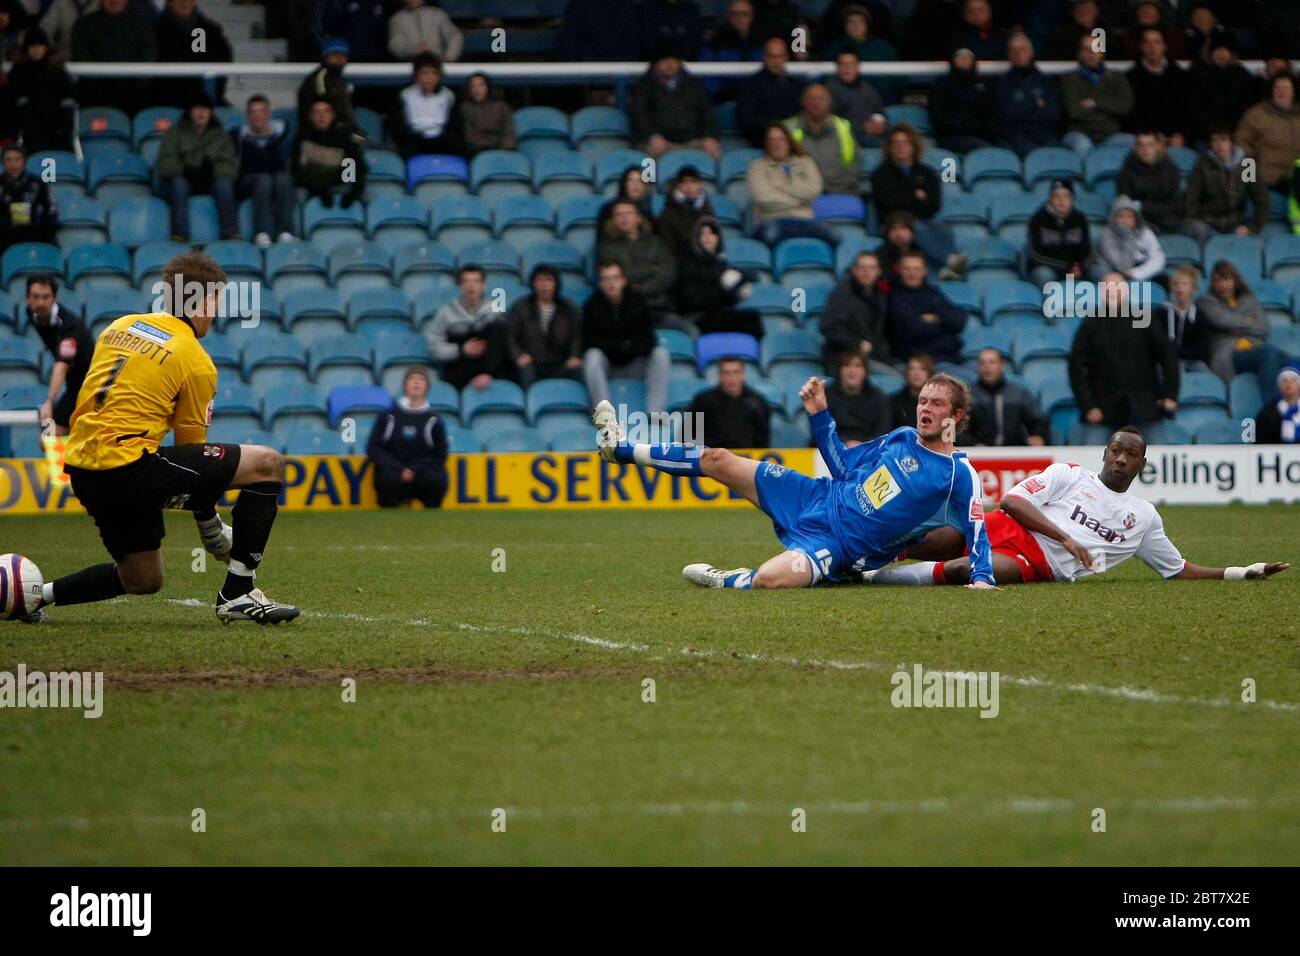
[[682, 563, 754, 589], [592, 399, 626, 463], [196, 513, 233, 563], [215, 587, 301, 625], [18, 606, 47, 624]]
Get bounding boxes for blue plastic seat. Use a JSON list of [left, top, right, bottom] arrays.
[[813, 193, 866, 224], [308, 334, 374, 388], [390, 240, 456, 296], [372, 331, 432, 392], [761, 329, 821, 375], [515, 106, 569, 142], [479, 425, 545, 453], [282, 428, 352, 455], [325, 240, 389, 296], [365, 195, 429, 252], [570, 106, 630, 150], [203, 334, 242, 373], [525, 377, 589, 425], [960, 326, 1012, 362], [281, 287, 348, 344], [1203, 234, 1263, 282], [961, 147, 1022, 191], [984, 280, 1043, 324], [989, 193, 1041, 243], [531, 149, 594, 204], [1011, 326, 1071, 369], [1083, 145, 1129, 187], [720, 149, 762, 185], [2, 243, 63, 294], [301, 197, 365, 254], [1189, 416, 1241, 444], [213, 381, 262, 419], [1265, 233, 1300, 282], [327, 383, 393, 427], [431, 195, 492, 250], [657, 327, 696, 367], [659, 149, 718, 186], [1144, 420, 1193, 445], [83, 288, 152, 335], [937, 192, 990, 242], [347, 286, 412, 334], [87, 152, 152, 205], [726, 237, 773, 276], [1178, 370, 1229, 409], [470, 150, 532, 204], [520, 239, 585, 283], [78, 107, 131, 145], [266, 240, 328, 296], [772, 237, 834, 285], [242, 330, 309, 390], [132, 239, 189, 286], [206, 424, 281, 449], [66, 242, 132, 292], [462, 378, 526, 426], [27, 151, 84, 188], [107, 197, 170, 249], [1229, 373, 1263, 420], [264, 382, 329, 435], [442, 423, 480, 452], [456, 239, 519, 276], [937, 281, 983, 319], [1159, 233, 1201, 268], [0, 338, 43, 374], [407, 154, 469, 201], [365, 149, 407, 199], [131, 106, 182, 147], [1167, 146, 1199, 177], [493, 194, 555, 248], [555, 193, 605, 244], [594, 148, 648, 191], [1023, 147, 1082, 188], [695, 331, 760, 373], [353, 107, 385, 148]]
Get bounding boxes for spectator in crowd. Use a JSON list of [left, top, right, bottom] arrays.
[[1189, 34, 1256, 146], [39, 0, 95, 66], [1196, 259, 1268, 380], [597, 199, 680, 323], [1060, 33, 1133, 156], [689, 357, 770, 449], [1183, 127, 1269, 245], [154, 0, 232, 109], [1028, 178, 1090, 286], [871, 125, 965, 279], [991, 32, 1062, 157], [234, 95, 296, 249], [1069, 271, 1180, 429], [292, 97, 367, 208], [821, 249, 887, 371], [929, 48, 995, 153], [1255, 366, 1300, 444], [1235, 72, 1300, 195], [1115, 131, 1182, 234], [785, 83, 859, 196], [826, 50, 887, 148], [737, 37, 805, 147], [638, 0, 704, 60], [298, 37, 355, 134], [886, 252, 967, 364], [311, 0, 387, 63], [1184, 1, 1227, 64], [1121, 0, 1185, 60], [751, 0, 806, 47], [389, 52, 459, 159], [28, 276, 90, 438], [0, 146, 56, 251], [1126, 27, 1191, 146], [964, 348, 1049, 446], [583, 260, 671, 416], [674, 218, 761, 338], [427, 265, 509, 391], [367, 367, 449, 510], [746, 123, 838, 247], [388, 0, 464, 62], [1, 27, 74, 153], [1163, 265, 1210, 366], [1052, 0, 1101, 60], [71, 0, 155, 115], [890, 352, 935, 428], [156, 95, 238, 242], [506, 264, 584, 389], [876, 210, 923, 279], [823, 5, 899, 104], [953, 0, 1008, 60], [1290, 159, 1300, 235], [826, 350, 890, 444], [703, 0, 763, 69], [459, 72, 517, 157], [558, 0, 640, 61], [1087, 195, 1166, 282], [598, 166, 654, 236], [629, 50, 722, 160], [656, 166, 716, 259], [818, 0, 900, 48]]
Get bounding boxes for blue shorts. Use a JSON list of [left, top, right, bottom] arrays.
[[753, 461, 846, 584]]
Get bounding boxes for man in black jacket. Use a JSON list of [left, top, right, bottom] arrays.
[[292, 97, 367, 208], [1027, 178, 1090, 286], [629, 52, 721, 160], [1069, 272, 1181, 429], [736, 37, 805, 147], [826, 351, 890, 443], [71, 0, 155, 115], [689, 357, 769, 449], [1126, 27, 1191, 145], [367, 367, 449, 509], [153, 0, 233, 108], [506, 265, 584, 388], [964, 348, 1049, 446], [0, 145, 58, 252], [928, 48, 995, 153], [29, 275, 92, 437], [1115, 132, 1183, 234], [582, 261, 671, 415], [820, 250, 887, 372]]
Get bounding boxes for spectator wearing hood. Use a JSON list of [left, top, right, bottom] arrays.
[[638, 0, 703, 60], [870, 125, 966, 279], [1126, 26, 1191, 145], [673, 218, 762, 339], [784, 83, 859, 196], [1115, 131, 1182, 234], [153, 0, 232, 109], [1060, 34, 1134, 154], [0, 144, 57, 251], [558, 0, 640, 62], [1196, 259, 1269, 380], [826, 350, 890, 444], [459, 72, 516, 157], [826, 49, 887, 148], [367, 367, 449, 510], [157, 95, 238, 241], [1087, 195, 1166, 282], [1183, 128, 1269, 245], [655, 166, 716, 259], [388, 0, 464, 62], [311, 0, 387, 63], [821, 249, 888, 371], [746, 122, 839, 248], [506, 264, 584, 388], [929, 47, 995, 153], [298, 36, 355, 134], [629, 51, 721, 160], [991, 32, 1062, 157], [597, 199, 680, 322], [737, 37, 806, 147], [952, 0, 1008, 60], [1236, 73, 1300, 194], [389, 52, 460, 159], [885, 252, 967, 364], [234, 94, 296, 249], [690, 357, 770, 449], [1028, 179, 1091, 286], [292, 96, 367, 208], [71, 0, 154, 115], [1189, 34, 1256, 145], [964, 347, 1049, 447], [1255, 366, 1300, 444], [1, 27, 74, 153]]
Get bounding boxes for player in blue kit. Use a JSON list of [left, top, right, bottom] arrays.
[[592, 372, 996, 589]]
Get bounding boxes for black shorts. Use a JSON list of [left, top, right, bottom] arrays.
[[67, 444, 242, 561], [51, 388, 78, 428]]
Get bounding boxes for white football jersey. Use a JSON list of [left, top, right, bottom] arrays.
[[1004, 463, 1186, 582]]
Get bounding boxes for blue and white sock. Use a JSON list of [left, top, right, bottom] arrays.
[[721, 568, 754, 589], [615, 442, 706, 477]]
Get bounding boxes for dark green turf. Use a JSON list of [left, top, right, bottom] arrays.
[[1, 505, 1296, 864]]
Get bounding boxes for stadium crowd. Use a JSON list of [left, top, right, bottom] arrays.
[[4, 0, 1300, 491]]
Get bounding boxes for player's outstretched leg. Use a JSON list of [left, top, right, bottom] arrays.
[[683, 550, 815, 590], [863, 554, 1024, 586], [215, 444, 301, 624]]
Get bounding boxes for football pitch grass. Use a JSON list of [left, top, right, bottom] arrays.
[[1, 505, 1297, 866]]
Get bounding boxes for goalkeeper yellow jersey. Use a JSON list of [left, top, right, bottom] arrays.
[[64, 312, 217, 471]]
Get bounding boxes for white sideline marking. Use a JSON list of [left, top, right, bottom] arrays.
[[161, 600, 1300, 712]]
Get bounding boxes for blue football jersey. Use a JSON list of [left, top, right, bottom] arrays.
[[810, 410, 994, 583]]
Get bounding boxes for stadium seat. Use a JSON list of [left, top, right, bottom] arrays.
[[107, 197, 170, 249], [514, 106, 569, 160], [1011, 326, 1071, 375], [961, 326, 1012, 363], [54, 195, 108, 251], [659, 149, 718, 187], [546, 425, 596, 452], [1144, 420, 1193, 445], [206, 424, 280, 450], [211, 381, 263, 432], [456, 240, 520, 287], [1265, 233, 1300, 283], [555, 194, 605, 249], [431, 195, 493, 250], [938, 281, 982, 320], [1270, 325, 1300, 355], [282, 288, 348, 344], [283, 428, 352, 456], [242, 331, 310, 390], [0, 382, 56, 411], [1179, 370, 1230, 409], [1204, 234, 1263, 281], [494, 194, 556, 249], [203, 334, 242, 374], [27, 151, 84, 192], [964, 237, 1020, 286], [481, 425, 548, 453], [0, 338, 43, 385], [938, 193, 990, 243], [657, 328, 697, 370], [594, 148, 647, 193], [697, 332, 760, 373], [302, 197, 366, 254], [525, 377, 589, 426], [353, 107, 385, 148], [2, 243, 63, 297], [772, 238, 834, 286], [133, 239, 190, 286], [532, 150, 594, 204], [326, 241, 391, 297], [726, 238, 773, 280], [372, 332, 431, 392], [761, 329, 821, 375], [812, 194, 867, 241], [346, 286, 413, 336], [1167, 146, 1199, 177], [264, 383, 330, 440], [720, 148, 762, 186], [989, 193, 1040, 244], [266, 240, 329, 296], [769, 419, 810, 448], [407, 154, 469, 202], [326, 383, 392, 428], [1190, 417, 1242, 444], [365, 150, 408, 200], [366, 195, 430, 253], [961, 147, 1022, 192], [983, 280, 1043, 324], [1229, 373, 1263, 420], [470, 150, 532, 204], [87, 152, 152, 205], [1158, 233, 1201, 269], [1020, 358, 1066, 395], [66, 242, 132, 293], [570, 106, 630, 153], [78, 107, 132, 154], [1083, 145, 1128, 188], [521, 240, 585, 285], [1022, 147, 1082, 188], [462, 379, 526, 433], [884, 103, 933, 134], [412, 284, 459, 328], [1067, 421, 1113, 445], [444, 423, 482, 452], [308, 334, 374, 389], [392, 241, 457, 297]]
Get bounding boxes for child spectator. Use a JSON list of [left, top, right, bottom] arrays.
[[389, 53, 460, 159], [367, 367, 449, 509], [233, 95, 296, 249]]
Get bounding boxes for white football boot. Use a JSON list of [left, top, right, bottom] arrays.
[[592, 399, 625, 462], [215, 587, 301, 625], [682, 564, 753, 588]]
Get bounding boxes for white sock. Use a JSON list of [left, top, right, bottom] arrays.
[[869, 562, 941, 586], [42, 582, 55, 605]]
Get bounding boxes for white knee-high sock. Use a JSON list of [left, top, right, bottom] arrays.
[[865, 562, 942, 585]]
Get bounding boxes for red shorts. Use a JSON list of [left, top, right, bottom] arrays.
[[970, 510, 1054, 583]]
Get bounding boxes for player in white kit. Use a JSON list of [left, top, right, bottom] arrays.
[[861, 427, 1291, 586]]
